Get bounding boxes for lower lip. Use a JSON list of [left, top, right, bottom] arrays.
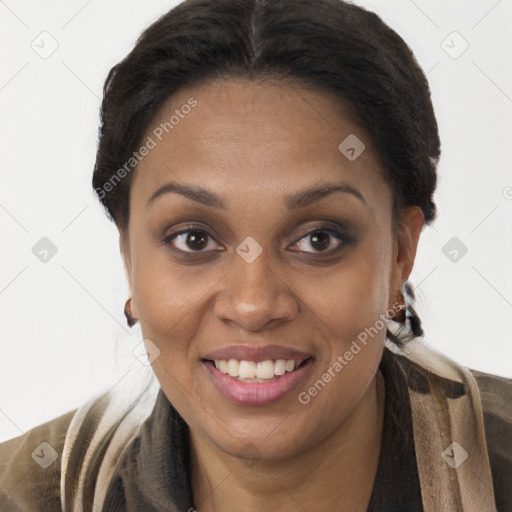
[[203, 359, 314, 406]]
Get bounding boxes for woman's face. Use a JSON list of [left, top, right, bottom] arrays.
[[124, 78, 422, 460]]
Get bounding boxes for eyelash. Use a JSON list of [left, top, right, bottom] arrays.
[[161, 223, 351, 256]]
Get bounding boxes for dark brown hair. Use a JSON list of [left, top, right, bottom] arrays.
[[92, 0, 440, 345]]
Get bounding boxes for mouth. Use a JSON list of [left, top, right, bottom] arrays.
[[200, 346, 315, 405]]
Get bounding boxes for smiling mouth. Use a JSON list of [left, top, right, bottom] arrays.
[[203, 357, 312, 382]]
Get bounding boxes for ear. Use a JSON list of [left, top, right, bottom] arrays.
[[389, 206, 424, 300]]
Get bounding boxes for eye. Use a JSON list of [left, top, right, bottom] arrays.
[[289, 225, 348, 254], [163, 227, 223, 253]]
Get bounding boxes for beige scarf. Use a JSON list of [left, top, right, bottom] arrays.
[[393, 341, 496, 511]]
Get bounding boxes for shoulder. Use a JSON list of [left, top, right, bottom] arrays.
[[0, 409, 76, 512], [0, 378, 159, 512], [469, 367, 512, 416], [469, 368, 512, 511], [388, 343, 512, 509], [469, 368, 512, 451]]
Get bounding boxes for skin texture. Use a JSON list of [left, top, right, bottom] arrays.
[[122, 78, 424, 511]]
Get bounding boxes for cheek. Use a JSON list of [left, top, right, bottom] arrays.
[[131, 261, 214, 409], [309, 235, 392, 343], [128, 224, 217, 334], [294, 245, 390, 435], [133, 262, 217, 345]]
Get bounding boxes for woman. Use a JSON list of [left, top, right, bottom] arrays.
[[1, 0, 510, 510]]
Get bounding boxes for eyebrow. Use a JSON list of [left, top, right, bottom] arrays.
[[147, 180, 367, 210]]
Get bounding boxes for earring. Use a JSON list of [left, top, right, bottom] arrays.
[[124, 298, 137, 327], [394, 290, 407, 323]]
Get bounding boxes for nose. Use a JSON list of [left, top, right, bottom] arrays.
[[213, 245, 299, 332]]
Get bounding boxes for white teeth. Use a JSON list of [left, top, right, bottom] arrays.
[[212, 358, 305, 379], [274, 359, 287, 375], [238, 360, 257, 379], [227, 359, 239, 377], [256, 360, 275, 379]]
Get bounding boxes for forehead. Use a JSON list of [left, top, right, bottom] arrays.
[[131, 77, 388, 211]]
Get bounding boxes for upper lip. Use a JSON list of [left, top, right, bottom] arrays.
[[202, 344, 313, 362]]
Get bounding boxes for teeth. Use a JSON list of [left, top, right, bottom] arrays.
[[239, 360, 257, 379], [256, 360, 274, 379], [275, 359, 286, 375], [227, 359, 239, 377], [213, 358, 304, 379]]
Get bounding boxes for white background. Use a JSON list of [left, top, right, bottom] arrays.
[[0, 0, 511, 443]]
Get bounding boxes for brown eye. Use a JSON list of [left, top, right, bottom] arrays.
[[289, 226, 348, 254], [185, 230, 208, 250], [309, 230, 332, 251], [163, 228, 222, 253]]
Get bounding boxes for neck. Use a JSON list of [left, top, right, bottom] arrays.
[[190, 371, 385, 512]]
